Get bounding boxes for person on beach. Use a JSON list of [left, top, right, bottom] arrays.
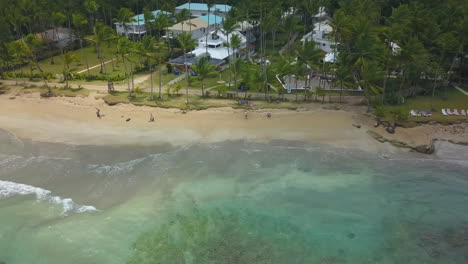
[[96, 108, 102, 119], [244, 111, 248, 119], [149, 113, 155, 122], [267, 112, 271, 118]]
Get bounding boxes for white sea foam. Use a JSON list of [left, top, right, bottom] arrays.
[[88, 157, 146, 177], [0, 180, 99, 216], [0, 154, 72, 171]]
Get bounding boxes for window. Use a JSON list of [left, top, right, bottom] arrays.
[[322, 43, 326, 46]]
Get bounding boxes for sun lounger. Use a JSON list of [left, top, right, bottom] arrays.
[[453, 109, 460, 116], [461, 109, 467, 116], [410, 110, 418, 117], [442, 109, 448, 116], [447, 109, 453, 115]]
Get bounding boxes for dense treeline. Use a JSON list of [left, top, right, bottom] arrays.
[[0, 0, 467, 107]]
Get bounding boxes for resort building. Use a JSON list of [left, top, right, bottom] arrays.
[[169, 30, 251, 67], [35, 28, 74, 49], [301, 20, 338, 63], [301, 21, 335, 53], [115, 10, 171, 38], [175, 3, 231, 18], [167, 14, 223, 39]]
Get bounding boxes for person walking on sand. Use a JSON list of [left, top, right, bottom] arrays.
[[149, 113, 155, 122], [96, 108, 102, 119], [267, 112, 271, 118], [244, 111, 248, 119]]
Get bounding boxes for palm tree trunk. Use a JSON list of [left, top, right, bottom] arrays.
[[78, 37, 90, 77], [184, 51, 189, 104], [150, 66, 154, 100], [443, 47, 461, 98], [234, 67, 238, 99], [130, 62, 135, 94], [31, 55, 49, 91], [340, 81, 343, 103], [97, 44, 104, 73], [158, 65, 163, 99], [206, 8, 210, 56], [201, 80, 205, 97], [122, 57, 130, 93]]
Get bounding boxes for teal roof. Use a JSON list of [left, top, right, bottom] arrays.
[[176, 3, 231, 12], [199, 14, 223, 25], [128, 10, 171, 26]]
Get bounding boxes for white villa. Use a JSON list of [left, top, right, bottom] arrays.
[[301, 20, 335, 53], [175, 3, 231, 17], [169, 30, 251, 67], [192, 30, 251, 60], [115, 10, 171, 38], [301, 19, 338, 63], [167, 14, 223, 39]]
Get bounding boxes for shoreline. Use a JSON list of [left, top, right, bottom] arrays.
[[0, 91, 467, 157]]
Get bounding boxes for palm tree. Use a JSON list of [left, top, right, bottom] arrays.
[[72, 13, 91, 77], [302, 0, 319, 31], [136, 35, 165, 100], [84, 0, 99, 29], [192, 56, 216, 97], [175, 9, 191, 32], [153, 39, 169, 99], [22, 34, 49, 90], [358, 60, 385, 105], [114, 8, 136, 38], [63, 51, 79, 89], [177, 32, 197, 104], [9, 41, 28, 87], [281, 15, 303, 56], [154, 13, 173, 55], [116, 37, 134, 94], [293, 62, 306, 102], [229, 34, 242, 96], [142, 7, 155, 35], [334, 55, 354, 103], [276, 56, 295, 99], [205, 0, 216, 55], [296, 40, 322, 87], [85, 22, 116, 76], [221, 16, 239, 87]]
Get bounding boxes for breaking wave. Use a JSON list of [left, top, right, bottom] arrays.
[[0, 180, 99, 216]]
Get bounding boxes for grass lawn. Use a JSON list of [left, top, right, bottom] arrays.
[[102, 90, 311, 111], [103, 91, 228, 110], [13, 44, 119, 75], [5, 84, 89, 97], [385, 87, 468, 123], [187, 70, 232, 90], [138, 67, 181, 88]]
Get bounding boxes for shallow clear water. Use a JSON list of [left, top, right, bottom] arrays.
[[1, 131, 468, 264]]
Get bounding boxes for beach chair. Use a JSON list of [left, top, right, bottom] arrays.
[[410, 110, 418, 117], [461, 109, 467, 116], [447, 109, 453, 115], [453, 109, 460, 116], [441, 109, 448, 116]]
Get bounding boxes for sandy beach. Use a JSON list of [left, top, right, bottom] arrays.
[[0, 91, 467, 156]]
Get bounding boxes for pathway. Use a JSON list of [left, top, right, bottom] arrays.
[[454, 85, 468, 96], [75, 58, 118, 74]]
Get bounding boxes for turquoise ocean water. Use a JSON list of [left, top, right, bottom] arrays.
[[0, 130, 467, 264]]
